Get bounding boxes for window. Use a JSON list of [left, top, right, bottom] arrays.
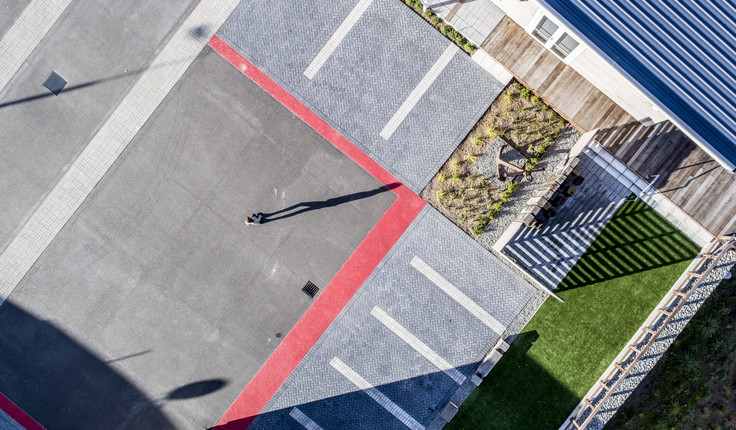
[[552, 33, 580, 58], [528, 11, 584, 62], [533, 17, 559, 43]]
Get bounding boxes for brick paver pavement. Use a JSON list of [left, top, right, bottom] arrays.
[[249, 207, 536, 429], [218, 0, 505, 193]]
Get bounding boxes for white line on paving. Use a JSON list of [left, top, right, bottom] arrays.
[[541, 266, 562, 285], [370, 306, 465, 385], [329, 357, 425, 430], [570, 229, 589, 244], [577, 208, 597, 228], [303, 0, 373, 79], [569, 211, 585, 228], [289, 407, 324, 430], [587, 206, 606, 226], [521, 226, 535, 240], [0, 0, 241, 307], [380, 44, 458, 140], [0, 0, 73, 94], [410, 256, 505, 335]]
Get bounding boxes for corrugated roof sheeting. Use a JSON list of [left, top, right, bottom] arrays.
[[538, 0, 736, 172]]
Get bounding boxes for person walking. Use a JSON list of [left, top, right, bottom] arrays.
[[244, 213, 263, 225]]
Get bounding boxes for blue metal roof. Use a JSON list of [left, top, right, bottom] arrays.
[[537, 0, 736, 172]]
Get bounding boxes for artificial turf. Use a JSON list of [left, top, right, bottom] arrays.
[[447, 197, 701, 429]]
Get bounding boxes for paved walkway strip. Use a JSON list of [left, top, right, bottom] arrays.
[[329, 357, 425, 430], [410, 256, 505, 335], [370, 306, 465, 385], [289, 407, 324, 430], [303, 0, 373, 80], [0, 0, 241, 306], [379, 44, 457, 140], [0, 0, 73, 94]]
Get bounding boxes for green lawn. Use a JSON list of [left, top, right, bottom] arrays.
[[448, 198, 701, 429]]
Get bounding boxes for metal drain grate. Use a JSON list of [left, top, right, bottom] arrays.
[[302, 281, 319, 298], [43, 71, 67, 95]]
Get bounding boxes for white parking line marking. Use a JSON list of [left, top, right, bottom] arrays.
[[380, 44, 457, 140], [410, 256, 505, 335], [303, 0, 373, 79], [371, 306, 465, 384], [289, 407, 324, 430], [330, 357, 425, 430]]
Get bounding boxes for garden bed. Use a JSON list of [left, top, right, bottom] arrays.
[[420, 80, 568, 237], [446, 198, 701, 429]]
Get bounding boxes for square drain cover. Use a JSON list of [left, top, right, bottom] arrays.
[[302, 281, 319, 299], [43, 71, 67, 95]]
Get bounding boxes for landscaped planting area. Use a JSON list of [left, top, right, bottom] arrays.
[[446, 198, 701, 429], [607, 266, 736, 429], [421, 81, 568, 236]]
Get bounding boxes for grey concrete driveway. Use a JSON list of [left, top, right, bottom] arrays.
[[0, 0, 198, 252], [0, 46, 395, 429]]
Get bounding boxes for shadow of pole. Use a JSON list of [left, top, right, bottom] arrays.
[[0, 56, 192, 109]]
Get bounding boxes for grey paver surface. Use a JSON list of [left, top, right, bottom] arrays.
[[250, 207, 536, 430], [218, 0, 505, 193], [448, 0, 505, 47], [0, 0, 199, 253], [503, 153, 629, 288], [0, 47, 395, 430], [0, 0, 31, 40], [0, 408, 23, 430]]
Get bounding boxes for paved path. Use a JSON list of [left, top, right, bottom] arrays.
[[217, 0, 505, 193], [504, 154, 629, 288], [426, 0, 506, 47], [582, 141, 713, 247], [0, 0, 241, 306], [0, 43, 400, 429]]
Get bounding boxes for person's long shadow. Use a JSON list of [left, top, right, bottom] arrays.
[[260, 182, 400, 223]]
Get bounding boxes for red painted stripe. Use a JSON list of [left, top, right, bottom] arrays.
[[0, 393, 45, 430], [209, 36, 425, 429]]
